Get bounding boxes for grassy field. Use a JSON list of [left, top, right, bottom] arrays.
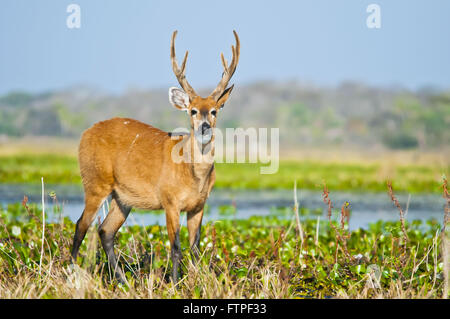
[[0, 152, 448, 193], [0, 140, 448, 298], [0, 137, 448, 193], [0, 183, 448, 298]]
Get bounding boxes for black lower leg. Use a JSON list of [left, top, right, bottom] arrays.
[[171, 230, 182, 283], [190, 226, 201, 262], [71, 219, 87, 261], [99, 229, 125, 283]]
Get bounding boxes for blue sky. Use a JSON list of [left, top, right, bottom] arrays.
[[1, 0, 449, 95]]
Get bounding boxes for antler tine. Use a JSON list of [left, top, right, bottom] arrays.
[[220, 53, 228, 71], [180, 50, 188, 74], [170, 30, 197, 97], [210, 30, 240, 100]]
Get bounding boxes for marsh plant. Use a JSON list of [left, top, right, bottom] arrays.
[[0, 180, 448, 298]]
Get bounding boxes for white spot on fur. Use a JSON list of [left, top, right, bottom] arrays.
[[127, 134, 140, 156]]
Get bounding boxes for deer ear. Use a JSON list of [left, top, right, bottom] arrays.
[[169, 87, 190, 111], [216, 84, 234, 109]]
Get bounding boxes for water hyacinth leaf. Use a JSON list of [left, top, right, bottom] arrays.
[[236, 267, 248, 278]]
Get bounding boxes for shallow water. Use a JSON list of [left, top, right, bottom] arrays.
[[0, 184, 446, 230]]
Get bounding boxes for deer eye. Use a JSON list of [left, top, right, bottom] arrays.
[[211, 110, 217, 117], [190, 109, 198, 116]]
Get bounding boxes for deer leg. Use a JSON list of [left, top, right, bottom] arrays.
[[71, 193, 107, 262], [165, 207, 181, 284], [98, 195, 131, 284], [187, 208, 204, 263]]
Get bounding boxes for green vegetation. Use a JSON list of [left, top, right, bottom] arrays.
[[0, 154, 447, 193], [379, 94, 450, 149], [0, 188, 448, 298], [0, 154, 80, 184], [215, 160, 447, 193]]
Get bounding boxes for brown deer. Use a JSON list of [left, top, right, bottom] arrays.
[[71, 30, 240, 284]]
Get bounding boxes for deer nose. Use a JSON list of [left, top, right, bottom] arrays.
[[201, 122, 211, 134]]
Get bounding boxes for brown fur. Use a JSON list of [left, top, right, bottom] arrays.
[[78, 118, 215, 212]]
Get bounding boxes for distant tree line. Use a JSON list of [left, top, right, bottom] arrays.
[[0, 82, 449, 150]]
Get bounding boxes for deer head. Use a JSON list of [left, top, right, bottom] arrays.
[[168, 30, 240, 145]]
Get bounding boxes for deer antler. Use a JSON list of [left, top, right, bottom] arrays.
[[170, 30, 197, 97], [210, 30, 240, 101]]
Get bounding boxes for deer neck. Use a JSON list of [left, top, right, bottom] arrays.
[[189, 130, 215, 191]]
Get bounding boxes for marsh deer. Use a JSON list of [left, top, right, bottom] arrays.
[[71, 30, 240, 284]]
